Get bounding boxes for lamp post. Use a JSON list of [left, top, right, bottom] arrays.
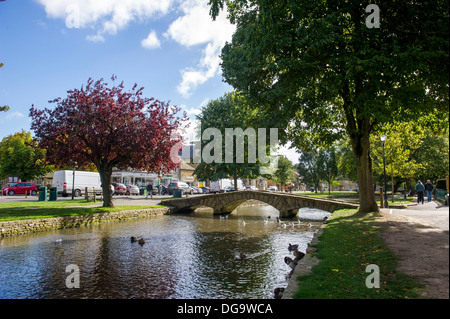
[[380, 136, 389, 208], [71, 162, 77, 200]]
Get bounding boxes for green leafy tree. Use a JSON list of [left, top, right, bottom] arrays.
[[0, 130, 52, 181], [269, 155, 295, 190], [297, 151, 321, 193], [336, 140, 358, 182], [194, 91, 263, 187], [371, 122, 424, 196], [413, 133, 449, 182], [317, 147, 338, 195], [209, 0, 449, 212]]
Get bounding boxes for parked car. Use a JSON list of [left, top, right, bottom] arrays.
[[191, 186, 203, 194], [246, 186, 258, 190], [125, 184, 139, 195], [267, 186, 278, 191], [167, 182, 193, 195], [224, 186, 236, 192], [1, 182, 38, 196], [200, 187, 210, 194], [153, 185, 167, 195], [111, 182, 127, 195]]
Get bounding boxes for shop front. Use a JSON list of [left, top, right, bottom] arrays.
[[111, 171, 177, 187]]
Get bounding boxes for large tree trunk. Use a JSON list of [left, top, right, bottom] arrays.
[[350, 130, 379, 213], [98, 164, 114, 208]]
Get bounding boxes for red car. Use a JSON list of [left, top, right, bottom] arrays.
[[111, 183, 127, 195], [1, 182, 38, 196]]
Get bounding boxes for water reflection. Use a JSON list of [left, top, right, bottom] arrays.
[[0, 205, 328, 299]]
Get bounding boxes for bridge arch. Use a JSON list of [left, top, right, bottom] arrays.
[[161, 191, 359, 218]]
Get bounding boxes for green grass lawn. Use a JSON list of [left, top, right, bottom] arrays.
[[293, 209, 424, 299], [0, 199, 97, 209], [0, 202, 164, 222]]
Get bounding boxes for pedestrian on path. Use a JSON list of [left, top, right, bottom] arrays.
[[146, 182, 153, 199], [415, 180, 425, 204], [424, 180, 434, 203]]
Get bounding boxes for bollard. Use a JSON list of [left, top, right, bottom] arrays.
[[25, 190, 27, 198]]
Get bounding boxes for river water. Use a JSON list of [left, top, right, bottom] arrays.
[[0, 205, 329, 299]]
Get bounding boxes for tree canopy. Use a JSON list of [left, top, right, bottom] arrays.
[[194, 91, 263, 187], [209, 0, 449, 212], [0, 130, 51, 181], [30, 76, 186, 207]]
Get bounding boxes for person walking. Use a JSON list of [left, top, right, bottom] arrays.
[[424, 180, 434, 202], [415, 180, 425, 204], [146, 182, 153, 199]]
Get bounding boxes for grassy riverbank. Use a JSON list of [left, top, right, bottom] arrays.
[[293, 209, 424, 299], [0, 200, 164, 222]]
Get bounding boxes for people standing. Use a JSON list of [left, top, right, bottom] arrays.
[[424, 180, 434, 203], [415, 180, 425, 204], [146, 182, 153, 199]]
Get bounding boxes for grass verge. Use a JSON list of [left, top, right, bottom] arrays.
[[0, 199, 97, 209], [0, 204, 164, 222], [293, 209, 424, 299]]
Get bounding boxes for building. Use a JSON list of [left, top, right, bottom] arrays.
[[111, 169, 177, 187]]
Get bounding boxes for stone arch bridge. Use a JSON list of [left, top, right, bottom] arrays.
[[161, 190, 359, 218]]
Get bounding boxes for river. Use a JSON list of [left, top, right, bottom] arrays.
[[0, 205, 329, 299]]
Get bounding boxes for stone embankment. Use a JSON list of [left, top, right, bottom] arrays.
[[0, 207, 170, 237], [282, 225, 325, 299]]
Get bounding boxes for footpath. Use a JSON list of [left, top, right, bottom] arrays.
[[379, 200, 449, 299]]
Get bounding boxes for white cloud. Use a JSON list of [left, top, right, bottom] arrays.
[[5, 111, 25, 120], [37, 0, 173, 40], [36, 0, 235, 97], [141, 30, 161, 49], [279, 142, 301, 165], [165, 0, 235, 98], [86, 33, 105, 43]]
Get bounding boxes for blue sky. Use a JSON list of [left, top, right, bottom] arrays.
[[0, 0, 300, 163]]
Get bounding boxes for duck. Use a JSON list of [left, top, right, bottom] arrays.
[[293, 249, 305, 261], [323, 216, 329, 224], [131, 236, 146, 246], [239, 253, 246, 260], [273, 287, 285, 299], [288, 243, 299, 251], [284, 256, 298, 270]]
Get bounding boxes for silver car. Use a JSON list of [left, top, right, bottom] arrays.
[[125, 184, 139, 195]]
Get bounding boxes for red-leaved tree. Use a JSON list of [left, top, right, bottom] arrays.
[[30, 76, 186, 207]]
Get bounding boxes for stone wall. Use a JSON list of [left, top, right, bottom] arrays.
[[0, 207, 171, 237]]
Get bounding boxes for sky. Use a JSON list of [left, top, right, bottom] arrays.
[[0, 0, 301, 164]]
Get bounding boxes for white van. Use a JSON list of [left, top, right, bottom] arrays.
[[53, 170, 102, 197]]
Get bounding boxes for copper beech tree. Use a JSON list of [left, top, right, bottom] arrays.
[[30, 76, 186, 207]]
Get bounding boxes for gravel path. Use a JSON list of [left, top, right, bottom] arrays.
[[379, 201, 449, 299]]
